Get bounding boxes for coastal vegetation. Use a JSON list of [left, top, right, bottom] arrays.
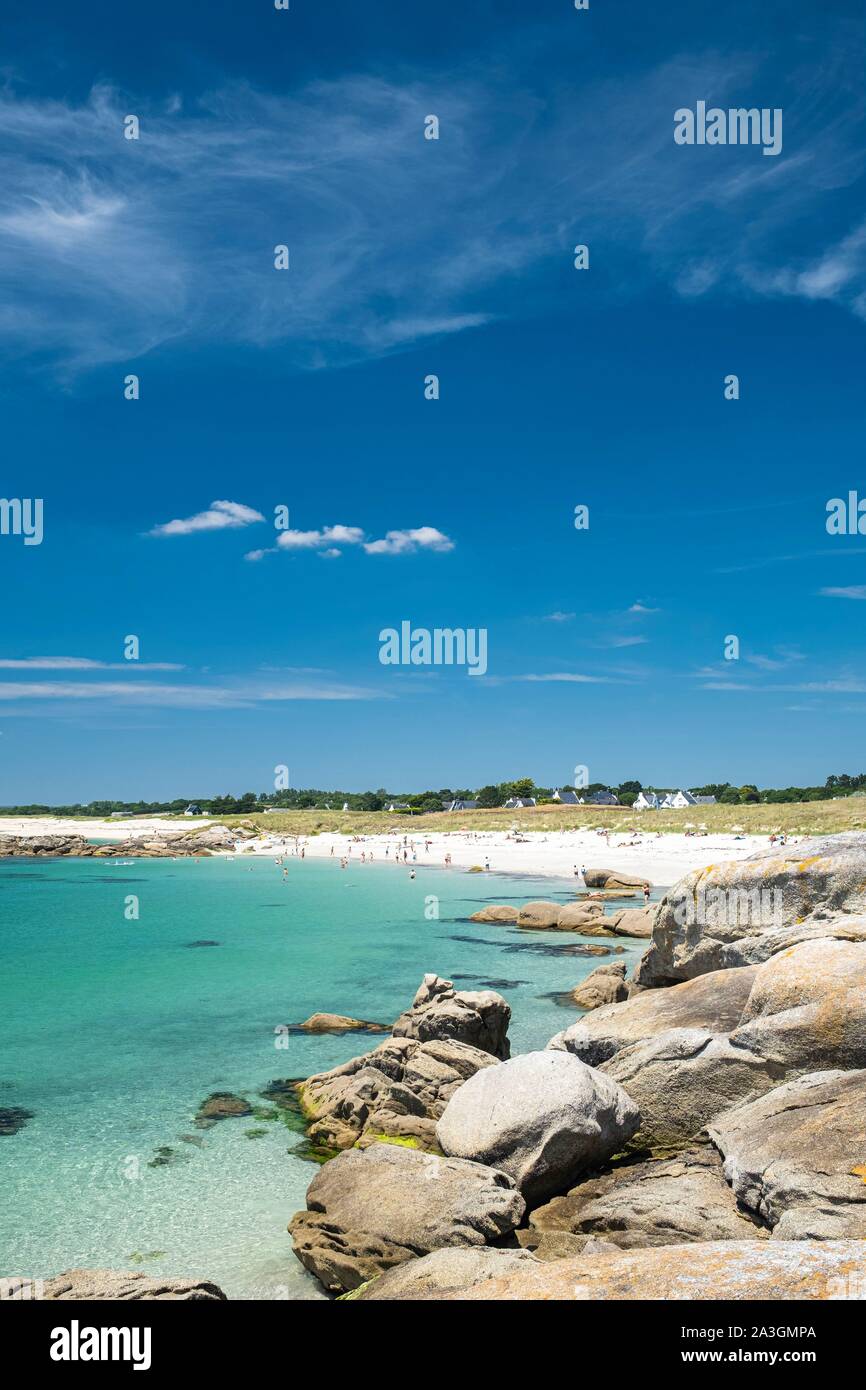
[[5, 773, 866, 823]]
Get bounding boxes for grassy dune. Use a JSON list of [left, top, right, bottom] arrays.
[[213, 799, 866, 838]]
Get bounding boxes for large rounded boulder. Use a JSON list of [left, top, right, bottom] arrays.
[[436, 1050, 640, 1203], [636, 834, 866, 988]]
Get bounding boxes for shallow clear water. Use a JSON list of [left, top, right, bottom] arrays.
[[0, 855, 647, 1298]]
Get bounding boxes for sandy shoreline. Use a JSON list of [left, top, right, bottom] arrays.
[[0, 815, 779, 886]]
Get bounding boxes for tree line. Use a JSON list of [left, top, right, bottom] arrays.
[[4, 773, 866, 817]]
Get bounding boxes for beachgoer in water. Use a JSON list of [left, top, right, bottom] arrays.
[[643, 883, 650, 905]]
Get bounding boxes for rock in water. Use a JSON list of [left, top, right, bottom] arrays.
[[288, 1143, 525, 1294], [516, 901, 563, 929], [297, 1013, 389, 1034], [194, 1092, 252, 1128], [468, 905, 520, 923], [350, 1247, 538, 1300], [583, 869, 650, 890], [708, 1069, 866, 1240], [431, 1240, 866, 1301], [0, 1106, 34, 1136], [568, 962, 628, 1011], [436, 1050, 640, 1203], [523, 1145, 767, 1250], [392, 974, 510, 1059], [0, 1269, 226, 1300], [636, 834, 866, 987], [549, 965, 759, 1065]]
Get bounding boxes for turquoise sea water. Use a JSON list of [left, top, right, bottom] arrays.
[[0, 855, 648, 1298]]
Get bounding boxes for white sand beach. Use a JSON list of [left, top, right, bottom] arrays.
[[0, 815, 777, 886]]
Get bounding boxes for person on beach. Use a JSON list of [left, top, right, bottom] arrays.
[[409, 868, 416, 879], [643, 883, 650, 905], [484, 856, 490, 871]]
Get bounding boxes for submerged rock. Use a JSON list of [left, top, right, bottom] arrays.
[[0, 1106, 34, 1136], [432, 1240, 866, 1301], [288, 1143, 525, 1294], [194, 1092, 252, 1128], [436, 1050, 640, 1203]]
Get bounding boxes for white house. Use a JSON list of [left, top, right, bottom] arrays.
[[633, 791, 660, 810], [659, 790, 698, 809], [385, 802, 410, 812], [588, 789, 619, 806], [184, 804, 204, 816], [504, 796, 536, 809], [694, 795, 717, 805], [552, 789, 581, 805], [447, 798, 478, 812]]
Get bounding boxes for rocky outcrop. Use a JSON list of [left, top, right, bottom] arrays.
[[604, 906, 655, 938], [468, 905, 520, 923], [709, 1069, 866, 1240], [392, 974, 510, 1059], [0, 1269, 227, 1300], [728, 938, 866, 1074], [555, 903, 612, 932], [517, 901, 562, 929], [549, 965, 760, 1065], [0, 825, 241, 859], [297, 1013, 389, 1035], [600, 1029, 782, 1151], [432, 1240, 866, 1301], [436, 1050, 640, 1203], [636, 834, 866, 987], [522, 1145, 767, 1250], [288, 1143, 525, 1293], [297, 1035, 498, 1152], [583, 869, 650, 891], [349, 1247, 537, 1300], [568, 962, 628, 1010]]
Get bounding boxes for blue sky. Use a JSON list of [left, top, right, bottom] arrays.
[[1, 0, 865, 801]]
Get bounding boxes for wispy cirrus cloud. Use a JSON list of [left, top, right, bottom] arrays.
[[0, 656, 183, 670], [820, 585, 866, 600], [0, 678, 388, 708], [148, 499, 264, 537], [0, 19, 862, 377]]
